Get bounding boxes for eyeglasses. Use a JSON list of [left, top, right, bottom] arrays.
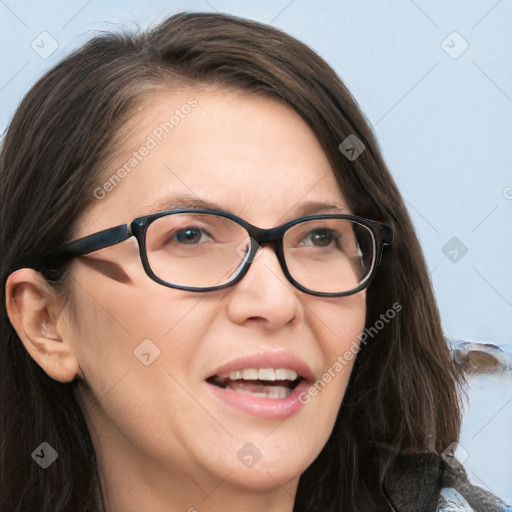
[[49, 209, 392, 297]]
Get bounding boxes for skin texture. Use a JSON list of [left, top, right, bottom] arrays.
[[6, 90, 366, 512]]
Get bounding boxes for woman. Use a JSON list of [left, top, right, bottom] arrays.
[[1, 12, 509, 512]]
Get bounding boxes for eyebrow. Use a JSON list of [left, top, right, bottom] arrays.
[[139, 194, 348, 218]]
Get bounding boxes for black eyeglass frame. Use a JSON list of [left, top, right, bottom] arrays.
[[49, 208, 393, 297]]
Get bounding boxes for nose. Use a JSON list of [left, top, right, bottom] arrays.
[[225, 243, 304, 329]]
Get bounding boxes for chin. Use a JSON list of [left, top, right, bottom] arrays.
[[226, 464, 303, 493], [222, 442, 318, 492]]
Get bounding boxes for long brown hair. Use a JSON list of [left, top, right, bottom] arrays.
[[0, 12, 463, 511]]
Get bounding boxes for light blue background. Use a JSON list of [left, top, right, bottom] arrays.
[[1, 0, 511, 503]]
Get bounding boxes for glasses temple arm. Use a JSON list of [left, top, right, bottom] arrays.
[[50, 224, 132, 268]]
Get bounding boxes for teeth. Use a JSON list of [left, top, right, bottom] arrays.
[[222, 368, 299, 381], [275, 368, 297, 380], [230, 369, 243, 380], [258, 368, 275, 380], [208, 367, 302, 399], [222, 381, 295, 398], [241, 368, 258, 380]]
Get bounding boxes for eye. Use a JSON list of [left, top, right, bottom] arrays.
[[300, 229, 339, 248], [173, 227, 212, 244]]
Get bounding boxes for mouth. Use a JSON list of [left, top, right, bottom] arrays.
[[206, 367, 304, 399], [204, 351, 315, 418]]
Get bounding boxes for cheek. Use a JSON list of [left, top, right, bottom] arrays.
[[68, 275, 227, 462], [309, 291, 366, 356], [304, 291, 366, 407], [66, 268, 220, 400]]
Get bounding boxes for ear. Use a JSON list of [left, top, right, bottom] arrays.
[[5, 268, 80, 383]]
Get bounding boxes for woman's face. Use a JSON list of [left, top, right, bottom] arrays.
[[64, 90, 366, 505]]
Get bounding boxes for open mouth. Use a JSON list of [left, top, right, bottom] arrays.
[[206, 368, 304, 399]]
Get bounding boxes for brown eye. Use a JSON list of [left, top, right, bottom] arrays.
[[301, 229, 338, 247]]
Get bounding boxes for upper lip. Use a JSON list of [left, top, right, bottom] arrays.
[[206, 351, 316, 383]]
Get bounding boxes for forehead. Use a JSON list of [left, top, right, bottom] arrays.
[[82, 89, 349, 234]]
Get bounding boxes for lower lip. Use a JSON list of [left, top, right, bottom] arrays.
[[206, 380, 310, 419]]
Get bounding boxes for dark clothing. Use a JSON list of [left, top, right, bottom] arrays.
[[374, 450, 511, 512]]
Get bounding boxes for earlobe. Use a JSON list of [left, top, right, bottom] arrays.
[[5, 268, 80, 383]]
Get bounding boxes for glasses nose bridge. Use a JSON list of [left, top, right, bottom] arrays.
[[249, 224, 284, 246], [244, 225, 286, 268]]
